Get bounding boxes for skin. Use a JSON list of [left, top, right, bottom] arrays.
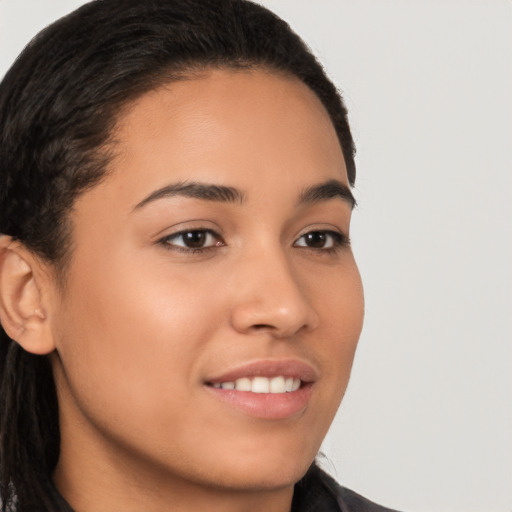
[[14, 69, 364, 511]]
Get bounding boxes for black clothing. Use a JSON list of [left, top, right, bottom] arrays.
[[292, 465, 401, 512]]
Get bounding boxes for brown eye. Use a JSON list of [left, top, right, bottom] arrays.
[[302, 232, 329, 248], [161, 229, 223, 251], [294, 230, 347, 250], [181, 231, 208, 248]]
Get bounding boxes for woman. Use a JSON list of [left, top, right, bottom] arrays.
[[0, 1, 399, 511]]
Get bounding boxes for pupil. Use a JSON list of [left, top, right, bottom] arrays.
[[184, 231, 206, 248], [305, 232, 326, 248]]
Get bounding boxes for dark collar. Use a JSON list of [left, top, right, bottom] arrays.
[[292, 464, 403, 512]]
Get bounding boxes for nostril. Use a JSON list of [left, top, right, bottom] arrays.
[[253, 324, 273, 330]]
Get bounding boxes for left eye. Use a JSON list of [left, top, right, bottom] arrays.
[[294, 231, 344, 249], [161, 229, 223, 250]]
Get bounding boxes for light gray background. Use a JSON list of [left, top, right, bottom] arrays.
[[1, 1, 510, 511]]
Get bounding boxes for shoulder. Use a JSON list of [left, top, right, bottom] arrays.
[[293, 464, 403, 512], [335, 486, 402, 512]]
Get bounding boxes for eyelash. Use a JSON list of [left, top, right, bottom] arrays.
[[294, 230, 350, 252], [159, 229, 224, 254], [158, 228, 350, 254]]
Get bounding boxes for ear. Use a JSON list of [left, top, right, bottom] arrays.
[[0, 235, 56, 355]]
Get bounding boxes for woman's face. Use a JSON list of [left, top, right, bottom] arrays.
[[51, 69, 364, 497]]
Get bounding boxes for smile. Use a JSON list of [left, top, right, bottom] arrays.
[[209, 376, 302, 393], [204, 360, 316, 419]]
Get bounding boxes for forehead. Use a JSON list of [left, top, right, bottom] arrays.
[[66, 68, 351, 230], [109, 68, 347, 190]]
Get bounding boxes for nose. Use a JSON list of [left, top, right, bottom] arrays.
[[229, 248, 319, 338]]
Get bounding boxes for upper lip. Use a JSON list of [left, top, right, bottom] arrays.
[[205, 359, 318, 384]]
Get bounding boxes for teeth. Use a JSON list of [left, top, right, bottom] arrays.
[[234, 377, 251, 391], [212, 376, 302, 394], [270, 376, 286, 393], [251, 376, 270, 393]]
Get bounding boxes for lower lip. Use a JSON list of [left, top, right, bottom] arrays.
[[204, 384, 313, 419]]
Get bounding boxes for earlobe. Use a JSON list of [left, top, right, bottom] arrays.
[[0, 235, 56, 355]]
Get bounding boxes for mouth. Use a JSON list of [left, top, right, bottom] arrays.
[[207, 376, 302, 394], [203, 360, 316, 419]]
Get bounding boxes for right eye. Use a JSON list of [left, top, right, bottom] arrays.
[[159, 229, 225, 252]]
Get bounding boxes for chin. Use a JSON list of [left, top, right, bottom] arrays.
[[246, 464, 311, 491], [186, 416, 329, 492], [207, 466, 310, 493], [202, 445, 316, 492]]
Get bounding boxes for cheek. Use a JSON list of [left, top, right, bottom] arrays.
[[52, 253, 223, 430], [313, 258, 364, 400]]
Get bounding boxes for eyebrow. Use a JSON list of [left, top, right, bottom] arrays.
[[133, 181, 245, 210], [298, 179, 356, 209], [133, 178, 356, 211]]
